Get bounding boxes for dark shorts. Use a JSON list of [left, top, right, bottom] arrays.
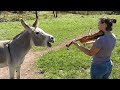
[[90, 60, 112, 79]]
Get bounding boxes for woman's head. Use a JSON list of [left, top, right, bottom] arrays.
[[98, 17, 116, 32]]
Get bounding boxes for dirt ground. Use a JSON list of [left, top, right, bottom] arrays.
[[0, 40, 72, 79]]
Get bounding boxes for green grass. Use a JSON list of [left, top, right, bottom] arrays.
[[37, 47, 91, 79], [0, 12, 120, 79]]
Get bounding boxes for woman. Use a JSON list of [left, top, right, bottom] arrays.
[[71, 17, 116, 79]]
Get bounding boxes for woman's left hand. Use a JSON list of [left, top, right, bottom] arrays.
[[72, 40, 79, 46]]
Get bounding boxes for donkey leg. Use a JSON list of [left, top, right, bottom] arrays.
[[16, 65, 21, 79], [9, 65, 15, 79]]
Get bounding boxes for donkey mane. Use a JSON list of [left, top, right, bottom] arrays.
[[13, 31, 26, 40]]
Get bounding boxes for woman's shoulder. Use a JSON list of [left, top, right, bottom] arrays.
[[95, 36, 104, 43], [97, 35, 104, 40], [98, 33, 116, 42]]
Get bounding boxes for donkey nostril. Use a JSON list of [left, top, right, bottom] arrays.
[[51, 37, 54, 40], [49, 36, 54, 42]]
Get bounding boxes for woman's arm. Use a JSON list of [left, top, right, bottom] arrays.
[[72, 41, 100, 56]]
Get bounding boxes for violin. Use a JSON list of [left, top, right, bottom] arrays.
[[66, 30, 104, 48]]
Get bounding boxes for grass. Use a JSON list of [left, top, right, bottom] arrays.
[[36, 14, 120, 79], [0, 12, 120, 79], [37, 47, 91, 79]]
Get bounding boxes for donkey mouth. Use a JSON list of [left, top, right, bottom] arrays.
[[47, 42, 52, 47], [47, 40, 55, 47], [47, 38, 55, 47]]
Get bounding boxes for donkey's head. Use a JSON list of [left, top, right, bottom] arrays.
[[20, 16, 55, 47]]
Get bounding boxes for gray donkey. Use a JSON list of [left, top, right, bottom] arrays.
[[0, 16, 55, 79]]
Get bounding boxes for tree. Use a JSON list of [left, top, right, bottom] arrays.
[[53, 11, 58, 18]]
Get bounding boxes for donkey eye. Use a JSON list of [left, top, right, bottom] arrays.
[[35, 32, 39, 34]]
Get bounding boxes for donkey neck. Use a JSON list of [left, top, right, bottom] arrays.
[[9, 31, 32, 60]]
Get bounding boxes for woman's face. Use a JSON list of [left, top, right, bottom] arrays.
[[98, 20, 107, 31]]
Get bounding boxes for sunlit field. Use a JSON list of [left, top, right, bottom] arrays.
[[0, 12, 119, 79]]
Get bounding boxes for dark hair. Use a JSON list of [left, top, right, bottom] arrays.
[[99, 17, 117, 31]]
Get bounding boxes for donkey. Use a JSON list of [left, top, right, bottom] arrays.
[[0, 16, 55, 79]]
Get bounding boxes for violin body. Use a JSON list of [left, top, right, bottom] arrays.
[[66, 30, 104, 48], [79, 30, 104, 43]]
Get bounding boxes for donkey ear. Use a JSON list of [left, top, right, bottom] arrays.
[[32, 16, 39, 28], [20, 18, 31, 30], [32, 11, 39, 28]]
